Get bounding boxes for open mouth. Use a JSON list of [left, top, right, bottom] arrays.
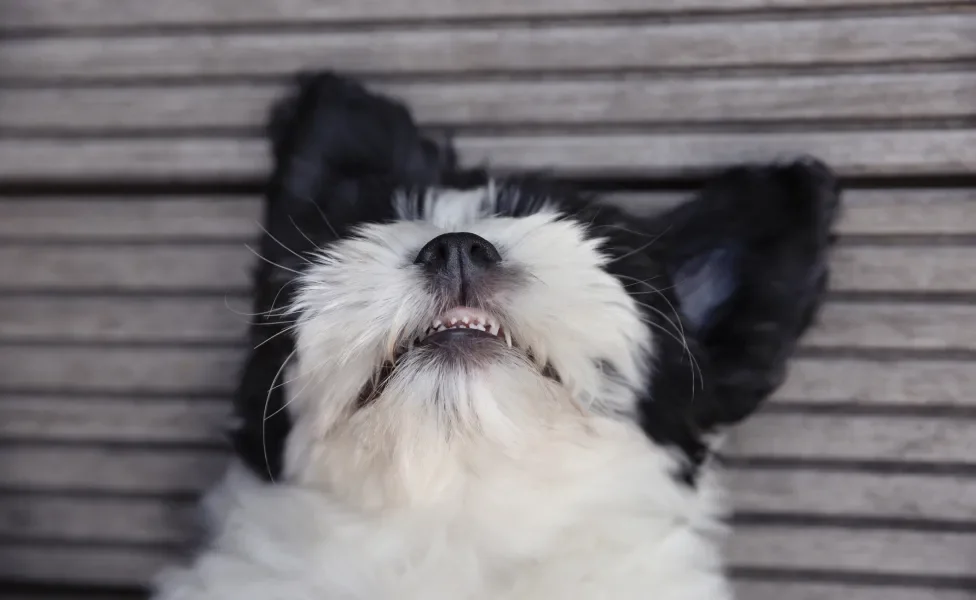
[[410, 307, 511, 349]]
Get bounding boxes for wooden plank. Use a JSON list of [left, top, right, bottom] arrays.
[[4, 72, 975, 131], [1, 526, 971, 586], [0, 496, 196, 545], [830, 247, 976, 293], [1, 14, 971, 80], [730, 413, 976, 463], [776, 358, 976, 406], [0, 347, 244, 394], [4, 297, 972, 351], [727, 468, 976, 521], [1, 129, 974, 181], [0, 544, 176, 586], [802, 302, 976, 352], [829, 189, 976, 236], [735, 582, 976, 600], [0, 0, 954, 30], [728, 526, 976, 578], [0, 447, 228, 494], [0, 297, 251, 343], [0, 245, 255, 292], [0, 198, 262, 241], [1, 244, 972, 293], [0, 396, 232, 444]]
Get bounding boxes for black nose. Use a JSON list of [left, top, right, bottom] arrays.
[[415, 233, 501, 299]]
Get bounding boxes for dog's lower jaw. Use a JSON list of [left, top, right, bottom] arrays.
[[153, 396, 733, 600]]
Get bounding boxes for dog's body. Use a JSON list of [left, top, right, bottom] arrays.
[[153, 73, 840, 600]]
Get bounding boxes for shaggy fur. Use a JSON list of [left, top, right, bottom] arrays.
[[152, 72, 840, 600]]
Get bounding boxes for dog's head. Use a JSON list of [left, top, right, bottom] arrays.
[[237, 74, 839, 500], [281, 178, 688, 490]]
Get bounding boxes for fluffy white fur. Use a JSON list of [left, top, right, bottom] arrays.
[[153, 187, 734, 600]]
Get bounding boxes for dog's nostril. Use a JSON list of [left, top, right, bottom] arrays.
[[415, 232, 501, 274]]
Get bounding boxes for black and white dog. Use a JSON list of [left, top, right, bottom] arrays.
[[153, 72, 840, 600]]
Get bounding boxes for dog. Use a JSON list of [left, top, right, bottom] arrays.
[[152, 72, 840, 600]]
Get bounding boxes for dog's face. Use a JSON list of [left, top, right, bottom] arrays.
[[284, 181, 669, 488]]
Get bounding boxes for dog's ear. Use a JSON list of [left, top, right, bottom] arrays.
[[648, 158, 842, 431]]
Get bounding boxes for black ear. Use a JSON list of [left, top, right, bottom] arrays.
[[649, 157, 842, 431], [232, 71, 459, 482]]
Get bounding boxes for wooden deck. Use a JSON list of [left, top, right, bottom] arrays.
[[0, 1, 974, 598]]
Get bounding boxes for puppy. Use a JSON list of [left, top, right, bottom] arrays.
[[153, 72, 840, 600]]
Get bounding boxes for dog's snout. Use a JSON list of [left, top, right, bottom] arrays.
[[415, 233, 501, 303], [415, 232, 501, 274]]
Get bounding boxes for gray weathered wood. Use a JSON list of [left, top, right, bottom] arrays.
[[730, 413, 976, 463], [4, 72, 974, 131], [728, 526, 976, 578], [2, 14, 971, 80], [0, 447, 228, 494], [0, 347, 245, 394], [830, 247, 976, 293], [0, 496, 197, 545], [0, 297, 252, 343], [0, 245, 255, 292], [0, 0, 954, 29], [0, 198, 262, 241], [728, 469, 976, 521], [0, 396, 232, 444], [802, 302, 976, 351], [1, 129, 974, 181], [734, 582, 976, 600], [0, 544, 177, 586], [2, 525, 971, 585], [2, 244, 971, 293], [776, 357, 976, 405]]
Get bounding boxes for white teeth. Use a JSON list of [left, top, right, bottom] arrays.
[[449, 318, 458, 326], [504, 330, 513, 348], [432, 320, 442, 329], [489, 323, 500, 335], [436, 325, 446, 332], [462, 317, 470, 324]]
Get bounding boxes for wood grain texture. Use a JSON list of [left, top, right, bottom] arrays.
[[728, 526, 976, 578], [0, 296, 252, 343], [728, 468, 976, 521], [0, 447, 228, 494], [4, 297, 972, 350], [2, 244, 972, 292], [731, 413, 976, 463], [0, 245, 255, 292], [0, 396, 232, 444], [2, 129, 974, 181], [775, 357, 976, 406], [734, 582, 976, 600], [1, 14, 972, 80], [0, 198, 262, 241], [0, 347, 245, 394], [1, 525, 972, 585], [800, 302, 976, 351], [4, 72, 974, 131], [0, 0, 955, 29]]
